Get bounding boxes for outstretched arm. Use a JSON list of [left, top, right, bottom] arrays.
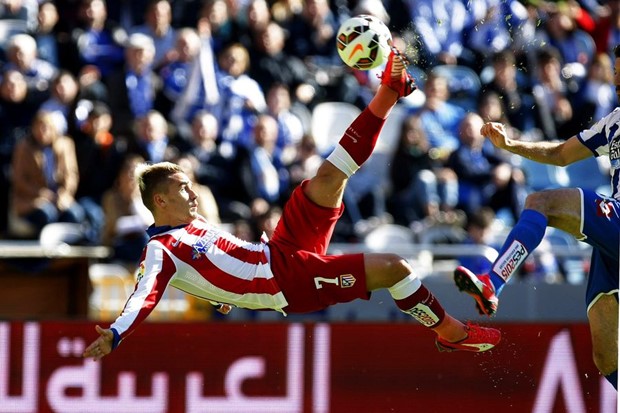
[[481, 122, 592, 166]]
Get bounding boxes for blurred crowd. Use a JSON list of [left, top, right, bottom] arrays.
[[0, 0, 614, 282]]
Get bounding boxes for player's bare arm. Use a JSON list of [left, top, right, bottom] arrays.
[[480, 122, 592, 166]]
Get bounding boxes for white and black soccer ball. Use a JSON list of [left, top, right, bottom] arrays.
[[336, 15, 392, 70]]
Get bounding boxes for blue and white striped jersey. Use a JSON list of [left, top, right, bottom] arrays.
[[577, 107, 620, 199]]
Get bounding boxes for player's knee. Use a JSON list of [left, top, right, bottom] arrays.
[[523, 191, 552, 212], [383, 254, 413, 281]]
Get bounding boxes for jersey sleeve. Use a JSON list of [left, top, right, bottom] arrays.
[[577, 108, 620, 157], [109, 241, 176, 348]]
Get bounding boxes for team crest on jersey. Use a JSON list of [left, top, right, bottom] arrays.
[[136, 261, 145, 283], [192, 229, 218, 259], [340, 274, 356, 288]]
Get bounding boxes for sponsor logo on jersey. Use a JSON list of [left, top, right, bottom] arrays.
[[492, 240, 527, 281], [340, 274, 356, 288], [192, 229, 218, 259], [595, 198, 618, 219], [404, 303, 440, 327]]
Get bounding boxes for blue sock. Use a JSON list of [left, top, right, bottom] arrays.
[[490, 209, 548, 295], [605, 370, 617, 389]]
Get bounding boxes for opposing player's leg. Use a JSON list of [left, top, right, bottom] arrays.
[[588, 294, 618, 389], [365, 253, 501, 352], [454, 188, 582, 316], [304, 46, 415, 209]]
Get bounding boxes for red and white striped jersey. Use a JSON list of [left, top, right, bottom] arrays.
[[110, 217, 288, 341]]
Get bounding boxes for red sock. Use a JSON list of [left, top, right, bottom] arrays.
[[395, 285, 446, 328], [337, 108, 385, 166]]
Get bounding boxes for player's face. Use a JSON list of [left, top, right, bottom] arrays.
[[161, 172, 200, 225]]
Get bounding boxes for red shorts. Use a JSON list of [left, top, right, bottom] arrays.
[[268, 180, 369, 313]]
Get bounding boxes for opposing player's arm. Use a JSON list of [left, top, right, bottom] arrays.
[[481, 122, 592, 166]]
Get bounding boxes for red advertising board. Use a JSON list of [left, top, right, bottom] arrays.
[[0, 322, 616, 412]]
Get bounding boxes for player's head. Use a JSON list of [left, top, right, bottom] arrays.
[[136, 162, 200, 225]]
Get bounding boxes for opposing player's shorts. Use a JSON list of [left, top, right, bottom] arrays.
[[268, 180, 369, 313], [579, 189, 619, 310]]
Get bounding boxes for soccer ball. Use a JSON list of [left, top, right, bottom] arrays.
[[336, 15, 392, 70]]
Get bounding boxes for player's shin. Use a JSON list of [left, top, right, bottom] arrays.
[[489, 209, 548, 294], [326, 108, 385, 177], [388, 274, 445, 328]]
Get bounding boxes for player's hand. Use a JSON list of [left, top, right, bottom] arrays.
[[480, 122, 510, 149], [83, 325, 113, 361], [216, 304, 233, 315]]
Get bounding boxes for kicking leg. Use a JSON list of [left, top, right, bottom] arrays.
[[304, 47, 415, 209], [365, 253, 501, 352]]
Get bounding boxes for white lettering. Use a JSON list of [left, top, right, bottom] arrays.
[[533, 330, 586, 413], [312, 324, 330, 413], [47, 354, 168, 412], [0, 323, 39, 413], [600, 376, 618, 413], [186, 324, 304, 413]]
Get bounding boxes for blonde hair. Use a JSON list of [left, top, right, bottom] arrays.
[[135, 161, 183, 212]]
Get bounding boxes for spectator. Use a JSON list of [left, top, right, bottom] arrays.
[[72, 101, 126, 241], [575, 52, 617, 128], [244, 113, 289, 205], [128, 109, 178, 163], [39, 70, 79, 136], [217, 42, 267, 150], [0, 0, 37, 31], [464, 0, 529, 71], [199, 0, 243, 55], [128, 0, 176, 70], [457, 207, 497, 275], [414, 71, 466, 157], [591, 0, 620, 58], [286, 133, 322, 195], [68, 0, 126, 79], [265, 83, 305, 158], [249, 21, 321, 108], [447, 112, 526, 221], [33, 1, 61, 67], [477, 90, 525, 142], [101, 154, 152, 268], [283, 0, 339, 66], [10, 110, 85, 237], [542, 4, 597, 75], [4, 33, 57, 93], [0, 69, 45, 235], [237, 0, 272, 55], [161, 27, 220, 137], [481, 50, 537, 134], [404, 0, 474, 69], [532, 46, 580, 140], [387, 113, 459, 226], [187, 110, 252, 221], [105, 33, 162, 139], [0, 69, 45, 147]]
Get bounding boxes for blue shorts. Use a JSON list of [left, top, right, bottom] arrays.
[[580, 189, 619, 310]]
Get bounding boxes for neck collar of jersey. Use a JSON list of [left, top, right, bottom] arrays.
[[146, 223, 189, 237]]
